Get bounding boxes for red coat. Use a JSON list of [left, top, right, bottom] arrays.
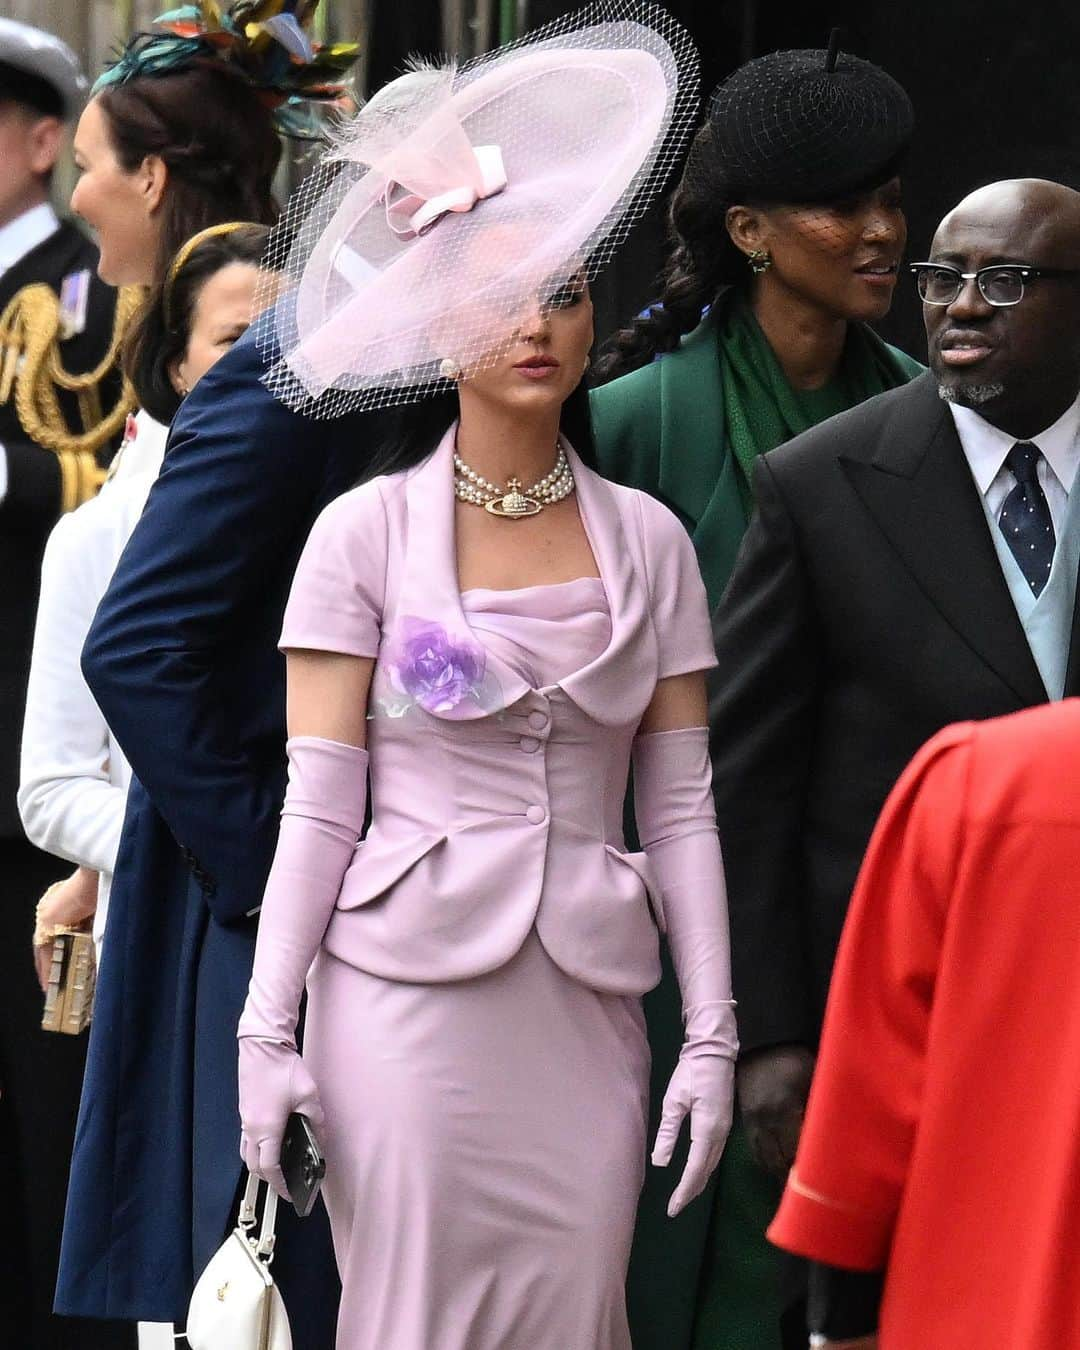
[[768, 700, 1080, 1348]]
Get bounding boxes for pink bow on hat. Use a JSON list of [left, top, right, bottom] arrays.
[[261, 2, 700, 417], [383, 144, 507, 239]]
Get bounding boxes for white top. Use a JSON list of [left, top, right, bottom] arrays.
[[949, 392, 1080, 536], [107, 408, 171, 486], [18, 410, 169, 947], [0, 200, 59, 278]]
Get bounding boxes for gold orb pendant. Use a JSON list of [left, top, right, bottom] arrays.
[[484, 478, 543, 518]]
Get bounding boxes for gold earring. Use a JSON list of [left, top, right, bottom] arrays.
[[439, 357, 462, 381], [748, 249, 772, 275]]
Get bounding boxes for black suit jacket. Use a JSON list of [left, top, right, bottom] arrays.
[[0, 219, 118, 837], [709, 371, 1079, 1054]]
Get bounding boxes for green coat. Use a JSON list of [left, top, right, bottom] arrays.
[[590, 304, 922, 1349], [591, 305, 923, 613]]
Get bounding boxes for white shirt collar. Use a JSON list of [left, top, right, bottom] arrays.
[[0, 201, 60, 278], [948, 391, 1080, 497]]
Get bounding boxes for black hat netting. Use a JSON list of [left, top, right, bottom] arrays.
[[700, 47, 914, 205]]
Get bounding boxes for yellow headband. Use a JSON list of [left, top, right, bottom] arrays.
[[162, 222, 254, 330]]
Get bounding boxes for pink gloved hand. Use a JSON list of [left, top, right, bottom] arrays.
[[238, 736, 368, 1194], [239, 1037, 325, 1199], [651, 1000, 736, 1216], [633, 727, 737, 1218]]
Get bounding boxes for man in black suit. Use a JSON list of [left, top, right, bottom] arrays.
[[0, 20, 131, 1349], [709, 178, 1080, 1283]]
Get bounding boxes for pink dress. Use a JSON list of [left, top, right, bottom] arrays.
[[280, 432, 718, 1346], [304, 578, 650, 1350]]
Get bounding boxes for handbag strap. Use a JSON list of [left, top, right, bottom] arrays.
[[238, 1169, 279, 1261]]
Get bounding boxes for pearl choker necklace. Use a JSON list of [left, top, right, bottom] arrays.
[[453, 445, 575, 518]]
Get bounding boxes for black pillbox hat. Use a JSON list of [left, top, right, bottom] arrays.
[[705, 48, 915, 204]]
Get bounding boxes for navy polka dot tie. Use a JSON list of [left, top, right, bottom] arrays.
[[999, 442, 1055, 597]]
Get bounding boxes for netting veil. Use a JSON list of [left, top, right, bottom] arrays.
[[697, 47, 914, 205], [256, 1, 699, 417]]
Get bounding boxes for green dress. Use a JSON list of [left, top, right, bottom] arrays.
[[590, 290, 922, 1350]]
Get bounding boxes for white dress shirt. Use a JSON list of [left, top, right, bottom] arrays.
[[0, 201, 61, 502], [18, 410, 169, 948], [949, 392, 1080, 537], [0, 199, 59, 278]]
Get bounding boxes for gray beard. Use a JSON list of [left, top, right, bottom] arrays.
[[937, 381, 1007, 408]]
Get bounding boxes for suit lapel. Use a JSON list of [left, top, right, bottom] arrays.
[[841, 375, 1047, 706], [1062, 581, 1080, 697], [559, 454, 655, 726], [656, 311, 756, 611], [396, 429, 532, 719], [656, 314, 725, 529], [394, 430, 656, 725]]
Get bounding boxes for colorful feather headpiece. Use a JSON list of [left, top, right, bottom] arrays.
[[93, 0, 359, 140]]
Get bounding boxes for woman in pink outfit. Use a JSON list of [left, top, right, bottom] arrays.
[[238, 6, 736, 1346]]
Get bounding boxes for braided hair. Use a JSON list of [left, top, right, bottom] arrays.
[[593, 48, 914, 383], [593, 120, 747, 381]]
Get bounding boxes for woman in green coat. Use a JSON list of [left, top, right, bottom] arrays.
[[590, 46, 922, 1350]]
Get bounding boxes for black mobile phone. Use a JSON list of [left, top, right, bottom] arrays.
[[280, 1112, 326, 1218]]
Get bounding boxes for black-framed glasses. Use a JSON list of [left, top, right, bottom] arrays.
[[909, 261, 1080, 307]]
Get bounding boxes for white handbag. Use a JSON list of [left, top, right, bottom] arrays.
[[186, 1171, 293, 1350]]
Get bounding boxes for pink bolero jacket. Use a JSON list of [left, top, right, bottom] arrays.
[[280, 427, 716, 995]]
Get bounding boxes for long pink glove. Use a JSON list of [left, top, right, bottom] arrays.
[[633, 726, 737, 1218], [238, 735, 368, 1197]]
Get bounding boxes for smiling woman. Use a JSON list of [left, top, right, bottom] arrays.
[[590, 41, 924, 1350], [69, 65, 279, 290]]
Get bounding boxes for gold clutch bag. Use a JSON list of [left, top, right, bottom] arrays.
[[41, 928, 96, 1035]]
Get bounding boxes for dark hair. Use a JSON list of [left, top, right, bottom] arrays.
[[594, 45, 914, 383], [357, 381, 598, 486], [592, 122, 748, 382], [127, 222, 269, 424], [95, 58, 281, 285]]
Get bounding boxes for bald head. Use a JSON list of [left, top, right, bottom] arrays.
[[933, 179, 1080, 266], [923, 178, 1080, 438]]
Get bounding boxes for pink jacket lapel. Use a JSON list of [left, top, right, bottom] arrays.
[[392, 426, 656, 725]]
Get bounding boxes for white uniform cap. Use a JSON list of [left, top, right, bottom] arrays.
[[0, 18, 88, 120]]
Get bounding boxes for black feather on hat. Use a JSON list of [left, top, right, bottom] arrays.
[[702, 47, 914, 204]]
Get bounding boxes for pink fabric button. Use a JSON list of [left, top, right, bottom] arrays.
[[525, 804, 547, 825], [519, 736, 540, 754], [527, 711, 549, 731]]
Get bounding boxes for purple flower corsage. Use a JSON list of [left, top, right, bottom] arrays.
[[378, 617, 493, 717]]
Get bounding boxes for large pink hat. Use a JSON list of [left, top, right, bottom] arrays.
[[259, 1, 698, 417]]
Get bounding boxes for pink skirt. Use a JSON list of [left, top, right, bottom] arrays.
[[304, 931, 650, 1350]]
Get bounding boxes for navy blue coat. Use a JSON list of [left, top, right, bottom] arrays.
[[55, 331, 381, 1326]]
